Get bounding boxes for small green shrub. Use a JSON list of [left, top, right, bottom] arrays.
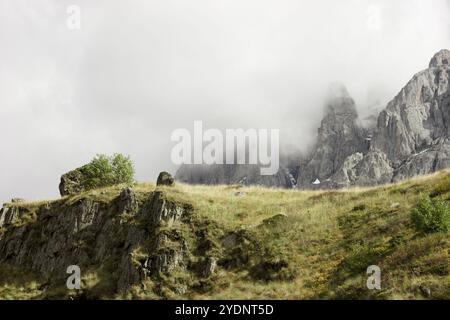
[[411, 196, 450, 234], [342, 244, 386, 274], [82, 154, 135, 190]]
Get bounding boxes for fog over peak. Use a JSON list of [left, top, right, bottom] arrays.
[[1, 0, 450, 203]]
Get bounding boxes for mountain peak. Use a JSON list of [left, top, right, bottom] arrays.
[[429, 49, 450, 68], [327, 82, 351, 99], [325, 82, 357, 116]]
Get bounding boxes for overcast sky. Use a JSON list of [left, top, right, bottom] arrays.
[[1, 0, 450, 203]]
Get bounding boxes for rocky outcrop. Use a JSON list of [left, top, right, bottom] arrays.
[[392, 139, 450, 182], [176, 50, 450, 190], [327, 152, 364, 188], [297, 84, 369, 188], [0, 205, 21, 228], [298, 49, 450, 189], [353, 150, 394, 186], [116, 190, 191, 293], [156, 171, 175, 187], [0, 182, 195, 296], [0, 170, 301, 298], [326, 150, 393, 188], [371, 49, 450, 166], [59, 166, 90, 196], [429, 49, 450, 68], [357, 49, 450, 186]]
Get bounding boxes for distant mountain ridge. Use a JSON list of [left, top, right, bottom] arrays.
[[176, 49, 450, 189]]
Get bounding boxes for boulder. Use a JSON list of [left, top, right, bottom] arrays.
[[59, 166, 89, 196], [157, 171, 175, 187]]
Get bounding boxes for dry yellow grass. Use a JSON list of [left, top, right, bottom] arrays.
[[1, 170, 449, 299]]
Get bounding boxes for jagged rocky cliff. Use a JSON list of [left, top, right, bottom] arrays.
[[296, 83, 371, 189], [307, 49, 450, 189], [0, 183, 205, 296], [176, 49, 450, 189], [372, 49, 450, 182], [0, 171, 298, 298]]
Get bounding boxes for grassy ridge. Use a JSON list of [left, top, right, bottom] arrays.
[[1, 170, 449, 299]]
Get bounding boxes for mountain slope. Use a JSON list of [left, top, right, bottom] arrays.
[[0, 170, 449, 300]]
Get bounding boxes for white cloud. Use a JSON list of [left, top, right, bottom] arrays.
[[1, 0, 449, 203]]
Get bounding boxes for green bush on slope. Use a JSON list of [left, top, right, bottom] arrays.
[[411, 196, 450, 234], [82, 154, 135, 190]]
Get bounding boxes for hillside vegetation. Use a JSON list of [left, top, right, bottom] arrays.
[[0, 170, 449, 300]]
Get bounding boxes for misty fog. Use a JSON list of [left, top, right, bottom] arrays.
[[1, 0, 450, 203]]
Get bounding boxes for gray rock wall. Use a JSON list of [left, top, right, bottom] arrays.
[[298, 49, 450, 189], [0, 187, 195, 295], [175, 50, 450, 190]]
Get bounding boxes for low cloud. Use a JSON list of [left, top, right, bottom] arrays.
[[1, 0, 450, 203]]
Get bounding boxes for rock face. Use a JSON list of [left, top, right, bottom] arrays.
[[0, 205, 21, 228], [429, 49, 450, 68], [0, 182, 302, 298], [297, 84, 369, 188], [59, 166, 90, 196], [297, 49, 450, 188], [116, 190, 191, 293], [156, 171, 175, 186], [370, 49, 450, 178], [175, 50, 450, 189], [176, 164, 296, 188], [0, 186, 195, 296], [373, 49, 450, 165]]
